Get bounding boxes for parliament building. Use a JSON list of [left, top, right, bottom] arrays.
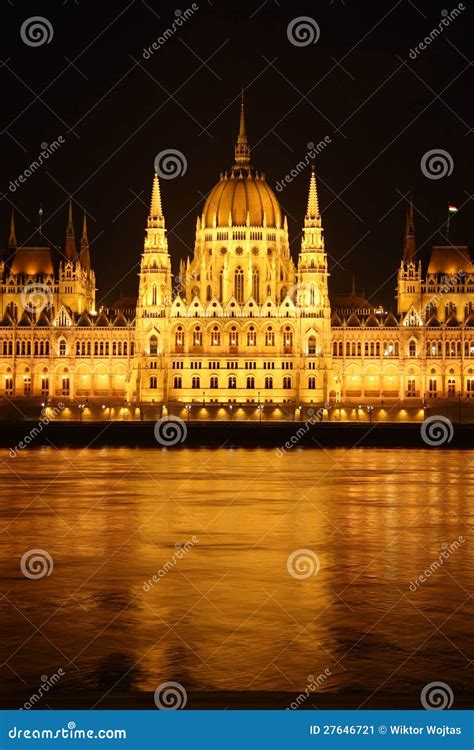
[[1, 102, 473, 422]]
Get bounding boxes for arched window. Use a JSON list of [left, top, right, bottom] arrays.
[[409, 340, 417, 357], [23, 372, 31, 396], [283, 326, 293, 348], [265, 327, 274, 346], [211, 326, 221, 345], [332, 342, 338, 356], [308, 376, 316, 389], [173, 375, 182, 389], [149, 376, 157, 389], [59, 339, 66, 356], [152, 285, 157, 305], [229, 327, 238, 348], [150, 335, 158, 355], [252, 269, 260, 302], [175, 327, 184, 350], [206, 285, 212, 301], [247, 327, 256, 346], [234, 267, 244, 303], [219, 269, 224, 301], [265, 376, 273, 389], [308, 335, 317, 355], [210, 375, 218, 389], [192, 376, 200, 389], [228, 375, 237, 389], [193, 327, 202, 347], [310, 284, 315, 305], [246, 376, 255, 389], [283, 376, 292, 389]]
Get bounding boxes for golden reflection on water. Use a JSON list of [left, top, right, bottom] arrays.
[[0, 447, 472, 702]]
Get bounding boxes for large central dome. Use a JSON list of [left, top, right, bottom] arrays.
[[202, 98, 282, 229]]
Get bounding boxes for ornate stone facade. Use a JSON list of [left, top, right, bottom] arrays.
[[1, 102, 473, 421]]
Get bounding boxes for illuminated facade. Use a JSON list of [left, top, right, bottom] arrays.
[[1, 101, 474, 419]]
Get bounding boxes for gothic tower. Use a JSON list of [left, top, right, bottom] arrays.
[[132, 173, 172, 403], [397, 195, 422, 316], [297, 166, 333, 403]]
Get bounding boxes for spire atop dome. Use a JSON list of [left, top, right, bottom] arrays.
[[64, 199, 76, 261], [403, 192, 416, 262], [9, 211, 17, 249], [305, 165, 320, 227], [234, 91, 251, 168], [148, 173, 164, 228]]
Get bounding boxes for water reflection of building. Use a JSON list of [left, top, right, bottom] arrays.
[[1, 100, 474, 420]]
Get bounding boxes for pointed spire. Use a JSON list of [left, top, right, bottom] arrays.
[[148, 173, 164, 228], [403, 193, 416, 262], [64, 199, 76, 261], [234, 91, 251, 168], [9, 211, 17, 249], [304, 164, 321, 229], [79, 211, 90, 271]]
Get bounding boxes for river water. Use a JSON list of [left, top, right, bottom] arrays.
[[0, 447, 472, 709]]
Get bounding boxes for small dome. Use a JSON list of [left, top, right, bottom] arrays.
[[202, 171, 282, 228]]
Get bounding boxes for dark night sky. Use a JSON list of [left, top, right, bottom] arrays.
[[1, 0, 472, 309]]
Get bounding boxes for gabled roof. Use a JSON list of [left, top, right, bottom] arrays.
[[384, 312, 399, 327], [36, 309, 51, 326]]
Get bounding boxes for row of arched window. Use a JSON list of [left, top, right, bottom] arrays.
[[1, 340, 51, 356], [162, 375, 303, 390], [426, 341, 474, 357], [333, 341, 400, 357], [173, 325, 296, 350], [76, 340, 133, 357]]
